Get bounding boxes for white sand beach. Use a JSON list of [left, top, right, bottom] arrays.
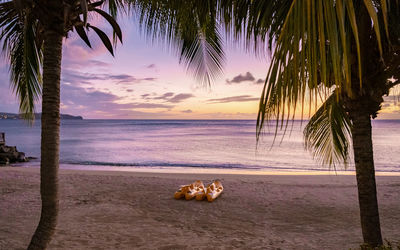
[[1, 167, 399, 249]]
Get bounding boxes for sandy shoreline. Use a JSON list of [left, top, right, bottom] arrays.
[[1, 167, 399, 249], [12, 162, 400, 176]]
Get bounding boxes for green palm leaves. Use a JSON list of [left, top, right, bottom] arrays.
[[304, 94, 352, 167], [257, 0, 391, 167], [0, 1, 42, 120], [135, 0, 225, 86], [0, 0, 126, 119]]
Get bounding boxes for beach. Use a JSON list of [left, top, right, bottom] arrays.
[[1, 167, 399, 249]]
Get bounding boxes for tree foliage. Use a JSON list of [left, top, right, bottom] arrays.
[[0, 0, 126, 119]]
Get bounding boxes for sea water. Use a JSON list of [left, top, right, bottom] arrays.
[[0, 119, 399, 173]]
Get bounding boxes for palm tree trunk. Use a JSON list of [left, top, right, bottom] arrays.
[[351, 111, 383, 247], [28, 29, 63, 250]]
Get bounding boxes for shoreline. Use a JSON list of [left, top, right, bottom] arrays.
[[9, 162, 400, 176]]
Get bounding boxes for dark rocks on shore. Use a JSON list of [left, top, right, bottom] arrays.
[[0, 132, 31, 166], [0, 145, 28, 166]]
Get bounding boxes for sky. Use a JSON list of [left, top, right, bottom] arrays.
[[0, 16, 399, 119]]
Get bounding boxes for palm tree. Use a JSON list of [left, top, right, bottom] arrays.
[[144, 1, 399, 245], [0, 0, 125, 248], [3, 0, 396, 248], [1, 1, 226, 248], [248, 0, 400, 247]]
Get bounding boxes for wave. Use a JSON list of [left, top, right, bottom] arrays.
[[72, 119, 257, 127], [24, 158, 400, 172], [59, 160, 400, 172], [59, 160, 366, 172], [62, 160, 263, 170]]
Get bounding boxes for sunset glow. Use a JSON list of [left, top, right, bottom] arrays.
[[1, 19, 399, 119]]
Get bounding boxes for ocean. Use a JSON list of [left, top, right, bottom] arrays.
[[0, 119, 399, 173]]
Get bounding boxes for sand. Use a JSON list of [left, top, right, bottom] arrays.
[[0, 167, 399, 250]]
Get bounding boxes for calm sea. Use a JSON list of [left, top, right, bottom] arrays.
[[0, 119, 399, 173]]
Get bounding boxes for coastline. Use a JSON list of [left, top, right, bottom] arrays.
[[11, 161, 400, 176], [1, 167, 399, 249]]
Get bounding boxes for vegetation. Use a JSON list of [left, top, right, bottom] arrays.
[[0, 0, 225, 248], [141, 0, 400, 247], [0, 0, 125, 248], [143, 0, 399, 246], [1, 0, 399, 248], [251, 0, 400, 247]]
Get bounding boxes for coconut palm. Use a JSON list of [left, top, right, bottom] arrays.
[[2, 0, 397, 248], [144, 1, 400, 246], [1, 0, 226, 248], [0, 0, 125, 248], [250, 0, 400, 247]]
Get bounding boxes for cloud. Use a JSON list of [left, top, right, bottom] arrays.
[[226, 72, 255, 84], [129, 103, 173, 109], [168, 93, 195, 103], [153, 92, 174, 100], [141, 94, 151, 99], [181, 109, 193, 113], [143, 92, 195, 103], [255, 78, 265, 84], [226, 72, 265, 85], [59, 84, 173, 118], [62, 32, 109, 66], [64, 59, 111, 70], [142, 77, 157, 81], [62, 70, 157, 86], [146, 64, 156, 69], [126, 89, 134, 93], [207, 95, 259, 104]]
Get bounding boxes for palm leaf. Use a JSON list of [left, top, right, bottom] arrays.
[[135, 0, 225, 86], [178, 25, 225, 86], [80, 0, 88, 25], [92, 8, 123, 43], [256, 0, 389, 143], [304, 93, 352, 168], [0, 2, 42, 120], [74, 25, 91, 48], [88, 24, 114, 56]]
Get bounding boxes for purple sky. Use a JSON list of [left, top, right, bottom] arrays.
[[0, 17, 399, 119]]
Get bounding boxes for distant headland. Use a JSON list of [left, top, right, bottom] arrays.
[[0, 112, 83, 120]]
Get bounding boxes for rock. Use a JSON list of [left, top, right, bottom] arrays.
[[0, 145, 27, 163], [17, 152, 26, 162], [0, 157, 9, 166], [0, 133, 29, 164], [0, 145, 8, 153]]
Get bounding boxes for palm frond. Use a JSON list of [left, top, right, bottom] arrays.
[[107, 0, 128, 18], [256, 0, 389, 142], [178, 22, 225, 86], [73, 2, 125, 56], [103, 0, 131, 44], [87, 24, 115, 56], [304, 93, 352, 168], [0, 2, 42, 120], [222, 0, 291, 53], [135, 0, 225, 86], [92, 8, 123, 43]]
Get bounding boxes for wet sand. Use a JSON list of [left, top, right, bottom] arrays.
[[1, 167, 399, 249]]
